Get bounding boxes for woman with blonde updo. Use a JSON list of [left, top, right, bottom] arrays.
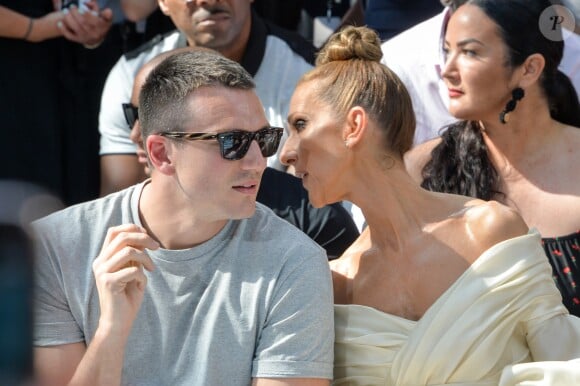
[[280, 25, 580, 385]]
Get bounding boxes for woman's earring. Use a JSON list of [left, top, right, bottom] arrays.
[[499, 87, 525, 124]]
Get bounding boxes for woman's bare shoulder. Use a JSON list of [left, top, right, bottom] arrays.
[[462, 200, 529, 261], [404, 137, 442, 184], [330, 229, 371, 303], [330, 256, 354, 304]]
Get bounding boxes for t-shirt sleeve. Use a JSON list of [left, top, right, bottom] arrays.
[[252, 248, 334, 380], [98, 56, 138, 156], [32, 221, 85, 347]]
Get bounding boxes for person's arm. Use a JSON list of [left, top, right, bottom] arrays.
[[34, 343, 86, 385], [35, 314, 134, 386], [0, 5, 63, 42], [34, 224, 158, 386], [120, 0, 159, 22], [100, 154, 147, 196], [498, 254, 580, 384]]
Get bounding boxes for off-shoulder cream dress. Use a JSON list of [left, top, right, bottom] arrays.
[[333, 231, 580, 386]]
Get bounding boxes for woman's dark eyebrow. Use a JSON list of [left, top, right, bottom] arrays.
[[443, 38, 485, 48], [456, 38, 485, 47]]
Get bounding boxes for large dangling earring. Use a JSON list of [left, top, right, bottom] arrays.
[[499, 87, 525, 124]]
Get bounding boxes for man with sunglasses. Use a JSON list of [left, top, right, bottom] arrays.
[[99, 0, 316, 196], [122, 47, 359, 259], [32, 50, 334, 386]]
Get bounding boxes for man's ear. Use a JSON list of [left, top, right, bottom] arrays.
[[343, 106, 367, 148], [518, 53, 545, 88], [146, 135, 175, 175]]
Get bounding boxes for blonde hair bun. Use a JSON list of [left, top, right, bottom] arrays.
[[316, 26, 383, 66]]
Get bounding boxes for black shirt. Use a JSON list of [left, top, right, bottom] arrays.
[[258, 168, 360, 259]]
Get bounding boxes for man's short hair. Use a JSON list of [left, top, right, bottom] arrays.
[[139, 50, 256, 138]]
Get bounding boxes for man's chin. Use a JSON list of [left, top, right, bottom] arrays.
[[192, 32, 230, 50], [232, 203, 257, 220]]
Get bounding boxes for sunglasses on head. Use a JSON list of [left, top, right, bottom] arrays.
[[122, 103, 139, 128], [158, 126, 284, 161]]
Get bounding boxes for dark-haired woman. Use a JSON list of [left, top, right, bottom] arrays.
[[281, 23, 580, 385], [406, 0, 580, 319]]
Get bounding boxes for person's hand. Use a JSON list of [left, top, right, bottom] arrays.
[[25, 11, 65, 42], [58, 0, 113, 47], [92, 224, 158, 337]]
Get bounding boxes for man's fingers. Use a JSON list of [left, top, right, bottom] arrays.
[[99, 225, 159, 261], [94, 247, 156, 281], [103, 224, 145, 247], [100, 265, 148, 293], [101, 231, 159, 259], [98, 246, 155, 274]]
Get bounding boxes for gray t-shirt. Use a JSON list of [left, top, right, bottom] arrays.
[[32, 182, 334, 385]]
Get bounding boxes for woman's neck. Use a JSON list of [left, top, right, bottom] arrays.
[[479, 92, 559, 171], [346, 163, 448, 255]]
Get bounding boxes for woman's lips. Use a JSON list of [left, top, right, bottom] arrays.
[[448, 88, 464, 98]]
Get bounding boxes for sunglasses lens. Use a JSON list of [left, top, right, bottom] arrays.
[[257, 129, 282, 157], [220, 132, 251, 160], [218, 128, 282, 160]]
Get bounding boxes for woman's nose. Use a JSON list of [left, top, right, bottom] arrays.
[[279, 136, 298, 166]]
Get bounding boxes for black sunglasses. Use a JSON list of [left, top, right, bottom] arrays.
[[122, 103, 139, 128], [158, 126, 284, 160]]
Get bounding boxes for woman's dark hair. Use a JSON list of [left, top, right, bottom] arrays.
[[422, 0, 580, 199]]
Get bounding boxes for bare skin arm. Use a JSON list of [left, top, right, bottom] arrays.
[[0, 5, 63, 42], [34, 224, 158, 386], [100, 154, 148, 196]]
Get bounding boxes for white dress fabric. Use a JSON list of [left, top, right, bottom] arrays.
[[333, 231, 580, 386]]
